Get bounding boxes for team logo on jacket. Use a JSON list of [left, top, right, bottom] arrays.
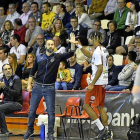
[[9, 81, 13, 87], [50, 57, 55, 62]]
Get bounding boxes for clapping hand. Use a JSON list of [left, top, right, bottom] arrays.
[[69, 33, 78, 44]]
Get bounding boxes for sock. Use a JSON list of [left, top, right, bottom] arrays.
[[92, 118, 104, 130], [105, 126, 109, 130]]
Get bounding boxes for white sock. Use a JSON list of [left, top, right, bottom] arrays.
[[105, 126, 109, 130], [92, 118, 104, 130]]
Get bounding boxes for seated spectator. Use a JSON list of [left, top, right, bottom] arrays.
[[0, 47, 9, 79], [75, 36, 91, 66], [89, 0, 108, 20], [41, 2, 56, 31], [55, 61, 71, 90], [19, 2, 32, 27], [0, 20, 14, 46], [45, 18, 68, 46], [135, 36, 140, 60], [32, 34, 46, 56], [4, 3, 20, 25], [22, 53, 35, 89], [53, 36, 67, 54], [25, 17, 43, 51], [75, 3, 92, 28], [8, 53, 22, 79], [104, 0, 118, 20], [87, 19, 107, 46], [55, 4, 69, 27], [10, 34, 27, 65], [28, 2, 42, 26], [123, 59, 140, 92], [105, 20, 121, 54], [65, 1, 76, 29], [107, 51, 137, 91], [0, 37, 10, 52], [67, 54, 83, 90], [0, 64, 22, 137], [14, 18, 27, 46], [113, 0, 129, 35], [124, 1, 140, 40], [108, 55, 120, 86], [0, 5, 7, 32]]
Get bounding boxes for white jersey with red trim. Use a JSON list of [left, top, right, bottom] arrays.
[[91, 46, 109, 85]]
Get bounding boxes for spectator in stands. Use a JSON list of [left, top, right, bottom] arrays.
[[0, 37, 10, 52], [14, 18, 27, 45], [87, 19, 107, 46], [4, 3, 20, 25], [25, 17, 43, 51], [0, 20, 14, 46], [113, 0, 129, 34], [45, 18, 68, 46], [135, 36, 140, 60], [123, 59, 140, 92], [105, 20, 121, 54], [132, 64, 140, 104], [89, 0, 108, 20], [53, 36, 67, 53], [75, 3, 92, 29], [55, 61, 71, 90], [32, 34, 46, 56], [8, 53, 22, 79], [107, 51, 137, 91], [55, 4, 69, 27], [17, 0, 27, 14], [108, 55, 120, 87], [124, 1, 140, 40], [65, 1, 76, 29], [0, 64, 22, 137], [28, 2, 42, 26], [10, 34, 27, 65], [22, 53, 35, 89], [0, 6, 7, 32], [104, 0, 118, 20], [41, 2, 55, 31], [67, 53, 83, 90], [19, 2, 32, 26], [0, 47, 8, 79]]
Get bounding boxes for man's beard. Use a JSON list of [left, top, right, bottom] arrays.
[[46, 47, 54, 53]]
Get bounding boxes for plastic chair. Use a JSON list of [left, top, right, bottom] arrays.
[[13, 90, 31, 115], [36, 97, 45, 114], [125, 36, 132, 45], [81, 74, 88, 89], [113, 54, 124, 66], [55, 97, 81, 138], [101, 20, 110, 29]]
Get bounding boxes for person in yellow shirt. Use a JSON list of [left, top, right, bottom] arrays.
[[55, 61, 71, 90], [41, 2, 55, 30]]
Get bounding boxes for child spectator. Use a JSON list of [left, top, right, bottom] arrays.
[[55, 61, 71, 90]]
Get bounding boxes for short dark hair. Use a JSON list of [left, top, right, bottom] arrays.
[[94, 19, 101, 26], [57, 4, 66, 12], [70, 16, 78, 22], [109, 54, 114, 61], [117, 0, 126, 3], [0, 47, 8, 57], [31, 2, 39, 8], [11, 34, 20, 42], [2, 63, 12, 71], [61, 61, 68, 68], [14, 18, 22, 26], [107, 20, 117, 29], [77, 36, 88, 46], [43, 2, 51, 7], [128, 51, 137, 62]]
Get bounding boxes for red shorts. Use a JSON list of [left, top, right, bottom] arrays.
[[84, 85, 106, 107]]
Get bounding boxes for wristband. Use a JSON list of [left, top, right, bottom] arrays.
[[77, 44, 82, 49]]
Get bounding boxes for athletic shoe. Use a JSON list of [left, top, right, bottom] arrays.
[[94, 127, 107, 139], [23, 129, 34, 140], [0, 132, 9, 137], [48, 133, 55, 140], [102, 130, 113, 140]]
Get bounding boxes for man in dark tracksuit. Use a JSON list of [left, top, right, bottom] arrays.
[[0, 64, 22, 137], [23, 39, 75, 140]]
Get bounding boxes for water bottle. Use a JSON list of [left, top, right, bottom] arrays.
[[40, 121, 45, 138]]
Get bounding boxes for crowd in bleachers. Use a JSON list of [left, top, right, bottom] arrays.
[[0, 0, 140, 92]]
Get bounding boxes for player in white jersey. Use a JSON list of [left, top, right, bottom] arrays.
[[69, 31, 112, 139]]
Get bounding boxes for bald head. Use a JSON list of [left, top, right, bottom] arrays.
[[53, 36, 61, 47]]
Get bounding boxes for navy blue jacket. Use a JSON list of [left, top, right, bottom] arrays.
[[108, 64, 120, 86], [30, 51, 74, 84]]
